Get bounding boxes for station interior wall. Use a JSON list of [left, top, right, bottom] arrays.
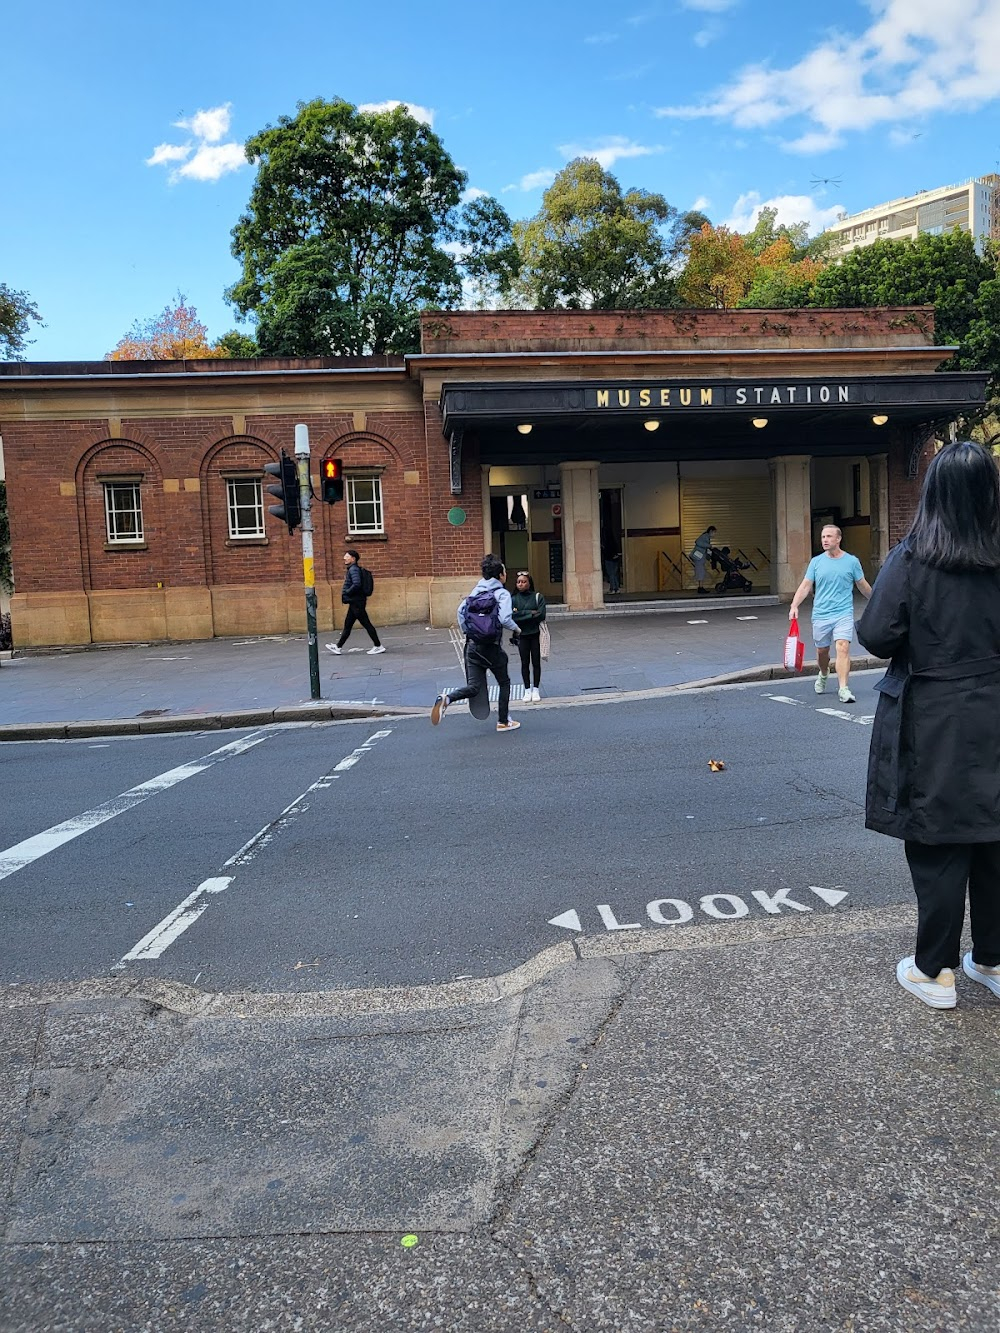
[[488, 454, 873, 600]]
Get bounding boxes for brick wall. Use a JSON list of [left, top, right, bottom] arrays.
[[886, 427, 935, 544], [420, 307, 938, 354]]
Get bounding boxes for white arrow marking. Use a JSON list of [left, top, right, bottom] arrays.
[[549, 909, 582, 932], [765, 694, 802, 706], [809, 885, 849, 906]]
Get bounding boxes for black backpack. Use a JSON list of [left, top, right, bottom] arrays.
[[359, 566, 374, 597]]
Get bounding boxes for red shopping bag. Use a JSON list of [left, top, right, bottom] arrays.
[[783, 616, 805, 671]]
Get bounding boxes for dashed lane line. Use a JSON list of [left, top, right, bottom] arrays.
[[0, 731, 271, 884], [764, 693, 874, 726], [115, 729, 394, 967]]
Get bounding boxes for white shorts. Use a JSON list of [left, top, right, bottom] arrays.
[[812, 615, 855, 648]]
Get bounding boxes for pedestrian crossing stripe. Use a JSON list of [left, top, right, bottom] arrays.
[[764, 694, 874, 725]]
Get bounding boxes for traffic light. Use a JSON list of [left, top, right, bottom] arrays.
[[264, 449, 301, 533], [320, 456, 344, 504]]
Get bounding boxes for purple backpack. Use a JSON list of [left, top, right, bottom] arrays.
[[464, 588, 502, 644]]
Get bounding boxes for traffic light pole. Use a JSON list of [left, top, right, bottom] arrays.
[[294, 424, 322, 701]]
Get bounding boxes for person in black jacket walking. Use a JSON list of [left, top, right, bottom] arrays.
[[326, 550, 385, 655], [857, 440, 1000, 1010]]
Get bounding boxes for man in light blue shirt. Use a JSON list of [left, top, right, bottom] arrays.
[[789, 524, 873, 703]]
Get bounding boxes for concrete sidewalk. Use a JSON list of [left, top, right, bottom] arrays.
[[0, 601, 884, 739], [2, 906, 997, 1331]]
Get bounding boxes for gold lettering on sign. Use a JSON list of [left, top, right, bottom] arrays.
[[660, 388, 671, 406], [700, 388, 713, 405], [639, 388, 651, 407], [597, 390, 610, 407], [618, 389, 631, 406], [679, 388, 692, 406]]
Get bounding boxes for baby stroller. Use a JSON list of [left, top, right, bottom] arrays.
[[710, 546, 753, 594]]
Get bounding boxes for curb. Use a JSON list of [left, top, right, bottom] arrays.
[[0, 702, 424, 743], [0, 660, 889, 743], [675, 655, 888, 690]]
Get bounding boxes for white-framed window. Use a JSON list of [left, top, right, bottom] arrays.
[[103, 481, 144, 544], [226, 476, 265, 539], [346, 475, 384, 535]]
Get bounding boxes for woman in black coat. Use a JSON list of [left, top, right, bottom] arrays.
[[857, 440, 1000, 1011]]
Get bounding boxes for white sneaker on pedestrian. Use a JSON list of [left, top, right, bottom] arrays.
[[496, 720, 521, 733], [896, 956, 957, 1009], [531, 687, 541, 702], [838, 685, 856, 703], [326, 644, 342, 655], [367, 645, 386, 655], [962, 952, 1000, 998], [814, 672, 828, 694]]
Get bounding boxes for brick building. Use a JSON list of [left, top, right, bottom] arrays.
[[0, 308, 988, 648]]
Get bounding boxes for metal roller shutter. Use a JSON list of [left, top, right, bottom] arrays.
[[681, 478, 772, 585]]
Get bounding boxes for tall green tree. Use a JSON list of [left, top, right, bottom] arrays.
[[228, 98, 512, 355], [511, 160, 704, 309], [810, 230, 991, 346], [812, 231, 1000, 431], [0, 283, 41, 359]]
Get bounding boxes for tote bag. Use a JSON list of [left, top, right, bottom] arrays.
[[783, 616, 805, 671], [539, 621, 551, 661]]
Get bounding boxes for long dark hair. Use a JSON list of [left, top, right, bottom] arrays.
[[907, 440, 1000, 571]]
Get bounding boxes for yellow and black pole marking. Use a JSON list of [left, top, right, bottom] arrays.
[[294, 423, 321, 700]]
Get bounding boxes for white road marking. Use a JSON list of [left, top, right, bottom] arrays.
[[816, 708, 874, 726], [119, 878, 233, 960], [764, 694, 803, 706], [687, 619, 709, 625], [736, 615, 758, 621], [0, 731, 270, 883], [116, 729, 394, 966], [551, 885, 850, 933]]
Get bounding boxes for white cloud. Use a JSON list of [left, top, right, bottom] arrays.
[[357, 100, 435, 127], [147, 102, 246, 184], [584, 31, 618, 44], [655, 0, 1000, 151], [722, 191, 845, 236], [174, 103, 232, 143], [175, 143, 247, 182], [461, 186, 490, 203], [692, 195, 711, 212], [145, 143, 191, 167], [503, 169, 558, 193], [559, 136, 663, 169], [681, 0, 738, 10], [693, 25, 720, 47]]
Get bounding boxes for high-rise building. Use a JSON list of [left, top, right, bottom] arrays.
[[827, 174, 1000, 255]]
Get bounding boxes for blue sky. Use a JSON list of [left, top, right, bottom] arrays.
[[4, 0, 1000, 360]]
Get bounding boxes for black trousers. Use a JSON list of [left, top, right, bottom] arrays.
[[447, 640, 511, 723], [338, 601, 380, 648], [518, 633, 542, 688], [904, 840, 1000, 975]]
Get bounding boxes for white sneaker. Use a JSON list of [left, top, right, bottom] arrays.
[[531, 687, 541, 702], [896, 956, 957, 1009], [962, 952, 1000, 998], [838, 685, 856, 703], [367, 645, 386, 655], [326, 644, 342, 655], [814, 673, 828, 694]]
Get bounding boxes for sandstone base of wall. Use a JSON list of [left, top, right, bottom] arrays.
[[10, 579, 456, 647]]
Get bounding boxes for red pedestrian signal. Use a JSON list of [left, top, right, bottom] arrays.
[[321, 457, 344, 504]]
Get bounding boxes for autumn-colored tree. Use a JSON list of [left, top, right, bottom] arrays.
[[678, 226, 758, 308], [106, 295, 219, 360], [743, 237, 825, 307]]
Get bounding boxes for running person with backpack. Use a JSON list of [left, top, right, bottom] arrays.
[[326, 550, 385, 655], [430, 554, 521, 732]]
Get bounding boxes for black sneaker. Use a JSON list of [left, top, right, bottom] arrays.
[[430, 692, 450, 725]]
